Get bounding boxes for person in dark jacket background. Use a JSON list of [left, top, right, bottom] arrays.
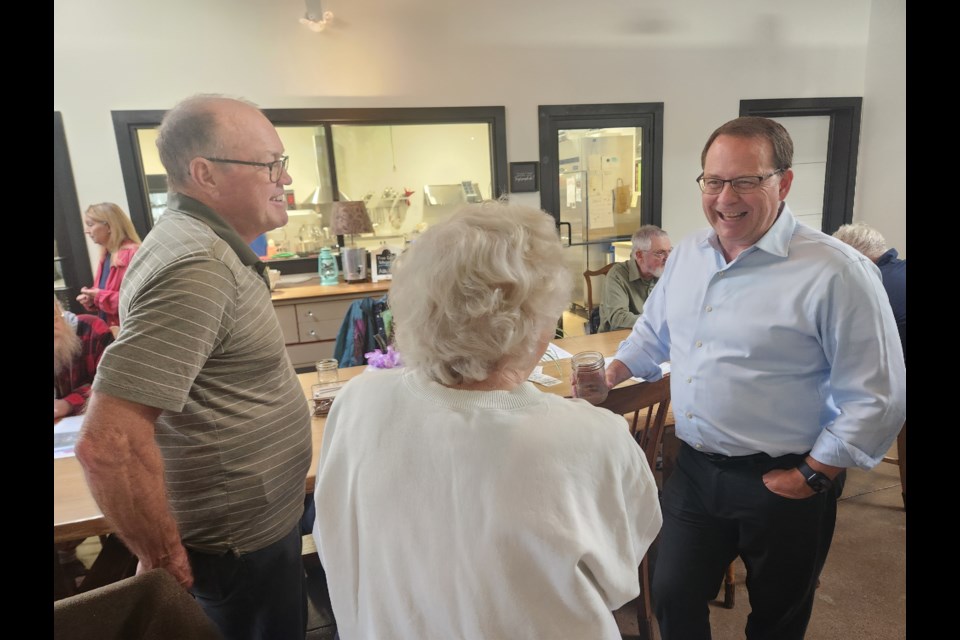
[[833, 222, 906, 361]]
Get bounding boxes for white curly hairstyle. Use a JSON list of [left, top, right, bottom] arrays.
[[833, 223, 888, 261], [389, 200, 572, 386]]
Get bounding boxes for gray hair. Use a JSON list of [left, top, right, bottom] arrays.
[[833, 223, 888, 261], [631, 224, 669, 253], [389, 200, 572, 386], [156, 94, 256, 190]]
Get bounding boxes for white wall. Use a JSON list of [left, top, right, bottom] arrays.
[[857, 0, 907, 257], [54, 0, 904, 270]]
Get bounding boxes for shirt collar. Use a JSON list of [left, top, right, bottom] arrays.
[[627, 256, 657, 284], [166, 193, 269, 286], [701, 201, 795, 260], [876, 247, 899, 266]]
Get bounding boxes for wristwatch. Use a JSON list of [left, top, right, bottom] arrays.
[[796, 461, 833, 493]]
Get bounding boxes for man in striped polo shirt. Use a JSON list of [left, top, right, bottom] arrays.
[[76, 95, 313, 639]]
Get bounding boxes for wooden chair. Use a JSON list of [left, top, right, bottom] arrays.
[[881, 420, 906, 509], [583, 263, 614, 334], [597, 376, 671, 640]]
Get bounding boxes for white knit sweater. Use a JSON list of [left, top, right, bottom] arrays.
[[313, 367, 662, 640]]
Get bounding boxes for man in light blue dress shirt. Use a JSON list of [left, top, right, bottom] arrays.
[[605, 117, 906, 640]]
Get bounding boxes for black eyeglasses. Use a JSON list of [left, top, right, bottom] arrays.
[[696, 169, 784, 195], [205, 155, 289, 183]]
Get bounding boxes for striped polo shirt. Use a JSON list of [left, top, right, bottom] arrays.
[[93, 193, 312, 554]]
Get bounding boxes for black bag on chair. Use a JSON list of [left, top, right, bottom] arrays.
[[589, 306, 602, 335]]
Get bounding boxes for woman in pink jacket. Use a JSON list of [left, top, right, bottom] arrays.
[[76, 203, 141, 327]]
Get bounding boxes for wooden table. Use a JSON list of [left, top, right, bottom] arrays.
[[53, 330, 636, 599], [52, 364, 361, 545], [537, 330, 631, 398], [53, 330, 632, 543]]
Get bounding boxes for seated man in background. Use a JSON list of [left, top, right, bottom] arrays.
[[54, 295, 114, 582], [599, 224, 671, 332], [54, 296, 114, 419], [833, 222, 906, 361]]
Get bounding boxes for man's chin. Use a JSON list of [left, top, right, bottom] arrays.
[[268, 212, 289, 231]]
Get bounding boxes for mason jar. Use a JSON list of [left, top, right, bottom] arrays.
[[572, 351, 609, 405]]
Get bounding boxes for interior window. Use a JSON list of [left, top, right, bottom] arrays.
[[114, 107, 506, 274]]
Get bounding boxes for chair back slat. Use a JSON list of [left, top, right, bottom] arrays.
[[582, 263, 615, 334], [597, 376, 671, 470]]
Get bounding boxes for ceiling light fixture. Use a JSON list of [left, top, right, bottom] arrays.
[[300, 0, 333, 32]]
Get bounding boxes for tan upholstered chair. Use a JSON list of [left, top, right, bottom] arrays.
[[53, 569, 220, 640]]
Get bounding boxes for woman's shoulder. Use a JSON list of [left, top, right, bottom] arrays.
[[113, 242, 141, 266], [541, 392, 633, 432]]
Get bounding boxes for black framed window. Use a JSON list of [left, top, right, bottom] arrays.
[[113, 107, 508, 274], [740, 98, 862, 234], [537, 103, 663, 317]]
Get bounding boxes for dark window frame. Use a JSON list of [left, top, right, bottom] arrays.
[[739, 97, 862, 234], [538, 102, 664, 240], [55, 111, 93, 314], [113, 107, 508, 274]]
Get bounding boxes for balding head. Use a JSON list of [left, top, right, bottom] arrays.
[[156, 95, 263, 192]]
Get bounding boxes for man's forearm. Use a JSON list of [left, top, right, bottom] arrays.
[[607, 308, 640, 331], [75, 391, 193, 586]]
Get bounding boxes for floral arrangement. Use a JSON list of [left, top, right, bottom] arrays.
[[365, 344, 402, 369], [365, 316, 402, 370]]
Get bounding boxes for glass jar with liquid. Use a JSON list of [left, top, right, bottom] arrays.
[[572, 351, 609, 405]]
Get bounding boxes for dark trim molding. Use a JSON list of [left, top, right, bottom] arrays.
[[112, 110, 166, 239], [538, 102, 664, 232], [54, 112, 93, 314], [740, 98, 862, 234]]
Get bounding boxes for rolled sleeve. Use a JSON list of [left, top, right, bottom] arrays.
[[810, 259, 906, 469]]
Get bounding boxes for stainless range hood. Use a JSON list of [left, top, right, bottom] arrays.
[[423, 182, 483, 206]]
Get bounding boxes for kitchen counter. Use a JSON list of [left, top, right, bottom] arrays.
[[270, 276, 391, 370], [271, 276, 390, 303]]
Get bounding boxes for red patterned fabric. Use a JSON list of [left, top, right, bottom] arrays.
[[54, 314, 114, 415]]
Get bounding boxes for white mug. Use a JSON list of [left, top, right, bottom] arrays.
[[267, 268, 281, 290]]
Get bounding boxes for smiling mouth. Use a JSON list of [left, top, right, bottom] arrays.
[[718, 211, 747, 221], [269, 195, 285, 204]]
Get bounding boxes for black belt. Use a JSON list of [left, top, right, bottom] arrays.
[[686, 442, 806, 466], [686, 442, 770, 465]]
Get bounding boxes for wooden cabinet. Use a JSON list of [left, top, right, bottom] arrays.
[[271, 279, 390, 371]]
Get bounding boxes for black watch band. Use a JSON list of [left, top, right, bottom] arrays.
[[796, 461, 832, 493]]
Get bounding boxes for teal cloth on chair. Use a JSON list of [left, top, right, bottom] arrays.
[[333, 296, 390, 367]]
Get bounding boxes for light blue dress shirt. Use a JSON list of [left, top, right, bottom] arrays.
[[614, 204, 906, 469]]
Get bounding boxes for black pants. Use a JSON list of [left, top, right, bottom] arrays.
[[652, 442, 845, 640], [188, 523, 307, 640]]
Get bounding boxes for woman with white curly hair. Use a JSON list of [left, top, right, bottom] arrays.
[[313, 200, 662, 639]]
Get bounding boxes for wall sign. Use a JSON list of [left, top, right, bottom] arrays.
[[509, 161, 540, 193]]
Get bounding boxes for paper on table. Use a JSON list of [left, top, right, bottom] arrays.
[[541, 343, 573, 362], [603, 357, 671, 382], [54, 415, 85, 459], [528, 366, 562, 387]]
